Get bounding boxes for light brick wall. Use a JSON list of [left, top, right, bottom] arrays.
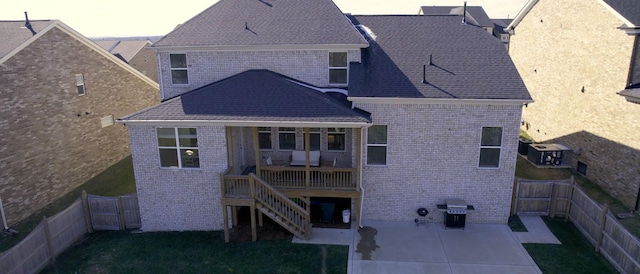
[[355, 103, 523, 224], [128, 125, 228, 231], [157, 49, 361, 98], [509, 0, 640, 209], [0, 27, 159, 225], [129, 45, 158, 83]]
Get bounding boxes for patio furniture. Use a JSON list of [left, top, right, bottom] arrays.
[[290, 150, 320, 166]]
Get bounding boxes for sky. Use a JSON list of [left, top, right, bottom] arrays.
[[0, 0, 529, 37]]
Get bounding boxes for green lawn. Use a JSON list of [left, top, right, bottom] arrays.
[[42, 231, 348, 274], [524, 217, 618, 274], [0, 156, 137, 252]]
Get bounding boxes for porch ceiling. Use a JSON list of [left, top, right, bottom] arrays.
[[119, 70, 371, 126]]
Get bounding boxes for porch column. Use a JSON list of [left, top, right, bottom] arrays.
[[304, 127, 310, 188], [253, 127, 261, 176], [226, 126, 234, 172]]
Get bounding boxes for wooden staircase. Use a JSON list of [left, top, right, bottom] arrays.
[[248, 174, 310, 240]]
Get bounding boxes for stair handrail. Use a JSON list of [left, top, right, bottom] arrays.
[[249, 173, 310, 234]]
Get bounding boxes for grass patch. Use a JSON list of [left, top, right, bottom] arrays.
[[508, 215, 527, 232], [0, 156, 136, 252], [524, 217, 618, 274], [42, 231, 348, 274]]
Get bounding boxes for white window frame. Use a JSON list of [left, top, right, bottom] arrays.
[[157, 127, 199, 169], [258, 127, 273, 150], [366, 125, 388, 166], [329, 51, 348, 86], [278, 127, 296, 150], [478, 127, 502, 169], [169, 53, 188, 85], [76, 74, 86, 96], [328, 128, 346, 151]]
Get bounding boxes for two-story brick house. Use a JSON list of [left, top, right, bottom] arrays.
[[507, 0, 640, 211], [120, 0, 531, 240], [0, 19, 159, 226]]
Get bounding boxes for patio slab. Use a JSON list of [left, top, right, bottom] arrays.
[[293, 220, 544, 274]]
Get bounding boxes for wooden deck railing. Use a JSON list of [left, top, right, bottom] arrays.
[[259, 166, 358, 190]]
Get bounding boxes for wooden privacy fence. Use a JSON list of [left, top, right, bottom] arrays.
[[514, 177, 640, 274], [513, 177, 574, 217], [0, 191, 141, 274]]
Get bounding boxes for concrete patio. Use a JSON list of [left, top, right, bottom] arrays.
[[294, 216, 559, 274]]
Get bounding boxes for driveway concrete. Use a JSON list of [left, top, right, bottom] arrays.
[[294, 219, 547, 274]]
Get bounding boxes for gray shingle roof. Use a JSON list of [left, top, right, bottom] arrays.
[[93, 39, 151, 62], [421, 6, 494, 28], [153, 0, 368, 48], [120, 70, 371, 123], [348, 15, 531, 100], [492, 19, 513, 35], [603, 0, 640, 26], [0, 20, 54, 59]]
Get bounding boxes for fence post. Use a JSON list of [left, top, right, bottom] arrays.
[[512, 178, 521, 215], [549, 182, 557, 218], [117, 196, 126, 230], [42, 216, 56, 262], [81, 190, 94, 233], [565, 176, 575, 222], [595, 203, 609, 253]]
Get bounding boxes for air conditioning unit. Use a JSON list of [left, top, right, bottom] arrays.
[[527, 144, 572, 167]]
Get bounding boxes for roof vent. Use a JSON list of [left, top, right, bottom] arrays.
[[24, 11, 36, 36], [462, 2, 467, 25]]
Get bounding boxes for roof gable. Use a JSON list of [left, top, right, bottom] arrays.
[[420, 6, 493, 28], [120, 70, 370, 125], [0, 20, 158, 89], [508, 0, 640, 32], [94, 39, 152, 62], [153, 0, 368, 48], [348, 15, 531, 101]]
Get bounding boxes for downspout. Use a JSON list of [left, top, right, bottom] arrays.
[[358, 124, 372, 229]]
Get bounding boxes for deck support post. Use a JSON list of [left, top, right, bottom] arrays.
[[223, 205, 230, 242], [232, 205, 238, 226], [250, 203, 257, 242]]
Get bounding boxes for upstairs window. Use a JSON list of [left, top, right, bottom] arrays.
[[328, 128, 346, 151], [329, 52, 348, 85], [367, 125, 387, 165], [157, 128, 199, 168], [76, 74, 86, 95], [170, 54, 188, 85], [278, 127, 296, 150], [258, 127, 272, 150], [479, 127, 502, 168]]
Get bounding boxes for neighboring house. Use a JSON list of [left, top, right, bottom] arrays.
[[507, 0, 640, 210], [419, 6, 512, 49], [120, 0, 531, 239], [94, 37, 159, 83], [492, 18, 513, 49], [0, 19, 159, 226]]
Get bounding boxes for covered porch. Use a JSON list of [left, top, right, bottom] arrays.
[[221, 125, 365, 242]]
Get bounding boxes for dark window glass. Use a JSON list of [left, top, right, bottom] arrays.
[[258, 127, 272, 150], [279, 127, 296, 150]]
